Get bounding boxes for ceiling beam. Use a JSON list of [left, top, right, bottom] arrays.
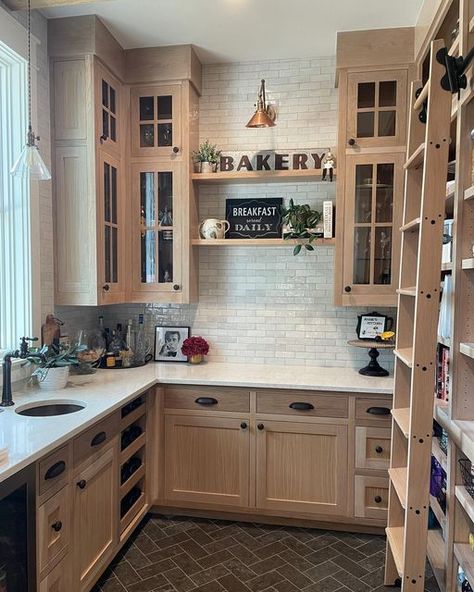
[[4, 0, 113, 10]]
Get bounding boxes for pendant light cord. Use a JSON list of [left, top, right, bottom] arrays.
[[27, 0, 32, 137]]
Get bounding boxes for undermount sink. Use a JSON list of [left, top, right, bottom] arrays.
[[15, 400, 86, 417]]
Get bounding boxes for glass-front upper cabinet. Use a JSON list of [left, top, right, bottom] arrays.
[[347, 70, 407, 149], [131, 162, 182, 301], [131, 84, 182, 158], [95, 61, 121, 158], [342, 153, 404, 304]]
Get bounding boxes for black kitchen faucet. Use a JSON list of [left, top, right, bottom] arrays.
[[1, 337, 38, 407]]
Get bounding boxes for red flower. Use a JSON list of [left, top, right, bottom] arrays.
[[181, 336, 210, 357]]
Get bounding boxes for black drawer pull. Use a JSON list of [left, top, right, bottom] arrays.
[[366, 407, 391, 416], [51, 521, 63, 532], [195, 397, 218, 406], [91, 431, 107, 447], [374, 496, 382, 504], [44, 461, 66, 481], [289, 402, 314, 411]]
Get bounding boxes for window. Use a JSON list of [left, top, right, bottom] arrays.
[[0, 38, 31, 352]]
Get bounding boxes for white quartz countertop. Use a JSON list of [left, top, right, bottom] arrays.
[[0, 361, 393, 483]]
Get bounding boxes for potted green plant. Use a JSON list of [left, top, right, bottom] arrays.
[[27, 343, 90, 390], [192, 140, 221, 173], [281, 199, 322, 255]]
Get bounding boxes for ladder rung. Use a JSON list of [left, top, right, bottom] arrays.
[[386, 526, 405, 577], [389, 467, 408, 508], [394, 347, 413, 368], [397, 286, 416, 296], [400, 218, 420, 232], [413, 82, 429, 111], [392, 408, 410, 437], [404, 143, 425, 169]]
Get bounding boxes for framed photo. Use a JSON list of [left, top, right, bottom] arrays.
[[356, 312, 394, 340], [154, 326, 190, 362]]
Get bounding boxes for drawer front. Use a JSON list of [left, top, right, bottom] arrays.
[[257, 390, 348, 418], [38, 485, 70, 575], [354, 475, 389, 520], [73, 412, 120, 466], [355, 426, 391, 470], [355, 397, 392, 424], [164, 386, 250, 413], [39, 554, 71, 592], [38, 445, 70, 499]]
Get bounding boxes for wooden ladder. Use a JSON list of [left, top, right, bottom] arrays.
[[384, 39, 453, 591]]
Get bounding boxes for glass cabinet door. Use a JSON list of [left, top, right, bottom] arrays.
[[343, 154, 404, 301], [132, 163, 182, 297], [96, 62, 121, 157], [131, 84, 182, 158], [347, 70, 407, 149]]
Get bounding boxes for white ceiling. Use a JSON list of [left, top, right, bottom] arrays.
[[42, 0, 425, 64]]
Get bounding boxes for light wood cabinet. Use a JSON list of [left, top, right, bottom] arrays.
[[38, 555, 72, 592], [355, 425, 391, 470], [38, 485, 70, 577], [354, 475, 389, 520], [96, 62, 122, 158], [164, 415, 250, 508], [255, 420, 348, 516]]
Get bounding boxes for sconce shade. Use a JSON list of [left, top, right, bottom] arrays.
[[11, 142, 51, 181], [246, 79, 276, 128]]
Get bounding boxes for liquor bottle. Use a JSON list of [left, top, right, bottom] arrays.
[[134, 314, 146, 366], [109, 330, 125, 368]]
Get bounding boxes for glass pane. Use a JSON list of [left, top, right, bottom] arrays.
[[355, 164, 373, 223], [378, 111, 396, 137], [102, 110, 109, 139], [357, 82, 375, 108], [374, 227, 392, 285], [159, 230, 173, 283], [112, 227, 118, 283], [104, 225, 111, 283], [111, 166, 117, 225], [139, 96, 154, 121], [110, 86, 116, 114], [141, 229, 156, 283], [104, 163, 111, 223], [157, 123, 172, 147], [357, 112, 374, 138], [376, 163, 394, 223], [353, 227, 371, 285], [140, 172, 156, 227], [140, 124, 154, 147], [110, 116, 116, 142], [379, 81, 397, 107], [158, 172, 173, 226], [102, 80, 109, 108], [157, 95, 172, 120]]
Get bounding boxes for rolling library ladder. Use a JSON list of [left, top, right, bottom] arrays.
[[384, 39, 454, 591]]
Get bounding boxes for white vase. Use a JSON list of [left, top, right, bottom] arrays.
[[37, 366, 70, 391], [201, 161, 215, 173]]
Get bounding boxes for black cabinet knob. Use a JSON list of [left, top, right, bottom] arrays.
[[173, 284, 180, 291], [103, 284, 110, 292], [77, 479, 87, 489], [173, 146, 180, 154], [240, 422, 248, 430], [374, 496, 382, 504], [348, 138, 356, 146], [344, 286, 352, 293], [257, 423, 265, 431], [51, 521, 63, 532], [375, 446, 383, 454]]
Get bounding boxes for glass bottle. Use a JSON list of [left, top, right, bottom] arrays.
[[134, 314, 146, 366], [109, 329, 125, 367], [123, 319, 134, 368]]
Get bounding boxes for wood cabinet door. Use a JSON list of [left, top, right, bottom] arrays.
[[355, 426, 391, 470], [341, 152, 404, 305], [95, 60, 122, 158], [354, 475, 389, 520], [39, 554, 72, 592], [256, 420, 348, 516], [346, 70, 407, 149], [73, 443, 118, 592], [130, 161, 183, 301], [38, 485, 70, 577], [164, 415, 250, 508], [131, 84, 182, 158]]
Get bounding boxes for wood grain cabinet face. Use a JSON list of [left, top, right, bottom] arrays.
[[38, 485, 70, 576], [256, 421, 348, 516], [355, 426, 391, 470], [39, 555, 72, 592], [164, 415, 250, 508], [354, 475, 389, 520]]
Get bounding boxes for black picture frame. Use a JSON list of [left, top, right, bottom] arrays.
[[356, 311, 394, 340], [154, 326, 190, 362]]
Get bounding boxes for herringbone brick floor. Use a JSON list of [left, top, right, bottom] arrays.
[[94, 516, 440, 592]]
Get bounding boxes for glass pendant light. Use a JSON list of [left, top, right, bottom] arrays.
[[11, 0, 51, 181], [246, 79, 276, 128]]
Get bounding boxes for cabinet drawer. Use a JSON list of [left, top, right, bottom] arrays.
[[354, 475, 389, 520], [38, 445, 70, 500], [39, 554, 71, 592], [355, 426, 391, 470], [257, 390, 348, 418], [355, 398, 392, 424], [73, 412, 120, 466], [164, 386, 250, 413], [38, 485, 70, 575]]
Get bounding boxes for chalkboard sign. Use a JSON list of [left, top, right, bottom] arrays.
[[225, 198, 283, 239]]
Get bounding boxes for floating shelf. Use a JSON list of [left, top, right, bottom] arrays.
[[404, 143, 425, 170], [456, 486, 474, 525], [392, 407, 410, 438], [462, 258, 474, 270], [386, 526, 405, 577], [192, 238, 336, 247], [432, 438, 448, 472], [460, 343, 474, 359], [394, 347, 414, 368], [397, 286, 416, 297], [427, 529, 446, 592], [389, 467, 407, 508], [400, 217, 420, 232], [191, 169, 336, 184]]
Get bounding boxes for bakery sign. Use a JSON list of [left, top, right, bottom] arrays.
[[219, 150, 329, 172], [226, 198, 283, 239]]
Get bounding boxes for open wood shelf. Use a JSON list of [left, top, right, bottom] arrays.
[[120, 432, 146, 464], [192, 238, 336, 247], [394, 347, 414, 368], [389, 467, 407, 508], [464, 185, 474, 201], [429, 494, 446, 532], [392, 407, 410, 438], [462, 258, 474, 270], [386, 526, 405, 576], [455, 486, 474, 525], [427, 528, 446, 592], [120, 464, 146, 498], [460, 343, 474, 359], [400, 217, 420, 232], [432, 438, 448, 472], [397, 286, 416, 297], [454, 543, 474, 584], [191, 169, 336, 184], [120, 405, 146, 432], [120, 490, 146, 534], [404, 143, 425, 169]]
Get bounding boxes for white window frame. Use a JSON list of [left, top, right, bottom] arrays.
[[0, 5, 41, 354]]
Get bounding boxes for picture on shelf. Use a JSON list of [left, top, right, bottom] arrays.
[[154, 326, 190, 362], [225, 197, 283, 239], [356, 312, 393, 340]]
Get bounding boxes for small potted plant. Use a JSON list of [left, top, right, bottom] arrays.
[[181, 336, 210, 365], [192, 140, 221, 174], [281, 199, 322, 255], [27, 343, 90, 390]]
